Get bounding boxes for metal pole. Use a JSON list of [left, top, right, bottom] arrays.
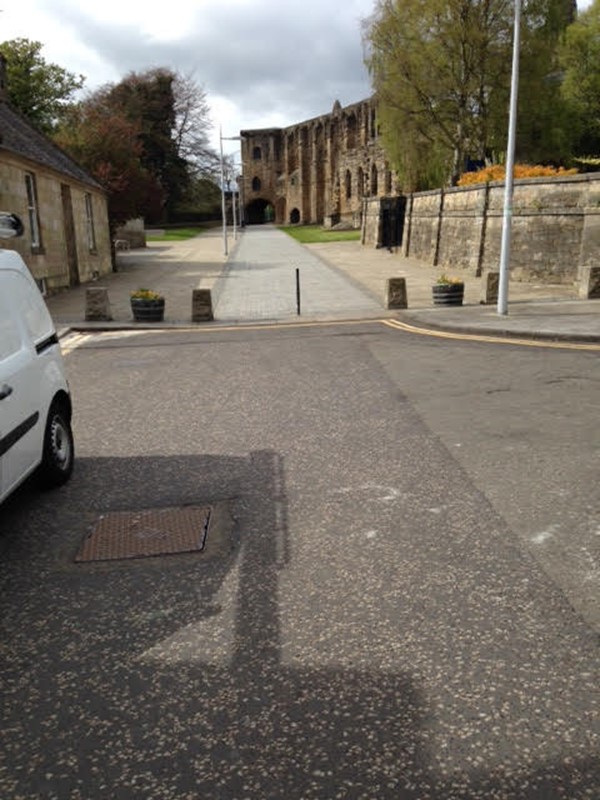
[[232, 174, 237, 241], [497, 0, 521, 316], [219, 126, 228, 256], [296, 268, 301, 315]]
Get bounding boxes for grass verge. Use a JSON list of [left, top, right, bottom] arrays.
[[279, 224, 361, 244], [146, 226, 210, 242]]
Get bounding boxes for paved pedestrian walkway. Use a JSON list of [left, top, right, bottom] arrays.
[[44, 224, 600, 343], [213, 226, 382, 322]]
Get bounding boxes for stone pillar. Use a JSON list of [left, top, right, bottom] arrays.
[[85, 287, 112, 321], [192, 289, 213, 322], [385, 278, 408, 309], [480, 271, 499, 304]]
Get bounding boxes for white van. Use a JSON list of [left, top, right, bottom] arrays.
[[0, 212, 74, 504]]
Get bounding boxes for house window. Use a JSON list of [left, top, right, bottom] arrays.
[[252, 146, 262, 160], [85, 193, 97, 251], [24, 172, 41, 249], [252, 177, 262, 192]]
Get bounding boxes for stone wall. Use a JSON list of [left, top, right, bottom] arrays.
[[365, 174, 600, 285], [240, 98, 400, 228]]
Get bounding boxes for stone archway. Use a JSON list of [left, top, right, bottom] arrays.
[[289, 208, 300, 224], [245, 198, 275, 224]]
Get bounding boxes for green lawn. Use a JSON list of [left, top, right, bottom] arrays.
[[146, 226, 209, 242], [279, 224, 361, 244]]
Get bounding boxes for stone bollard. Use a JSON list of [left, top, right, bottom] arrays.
[[480, 271, 499, 305], [191, 289, 214, 322], [85, 287, 112, 321], [578, 266, 600, 299], [385, 277, 408, 309]]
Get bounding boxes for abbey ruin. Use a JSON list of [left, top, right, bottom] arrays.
[[239, 97, 399, 228]]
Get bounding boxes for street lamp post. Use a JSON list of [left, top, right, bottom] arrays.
[[497, 0, 522, 316], [219, 129, 244, 256]]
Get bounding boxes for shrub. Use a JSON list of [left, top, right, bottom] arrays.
[[457, 164, 578, 186]]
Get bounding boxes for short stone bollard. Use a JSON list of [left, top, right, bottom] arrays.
[[385, 277, 408, 309], [579, 265, 600, 299], [191, 289, 214, 322], [480, 271, 499, 305], [85, 287, 112, 321]]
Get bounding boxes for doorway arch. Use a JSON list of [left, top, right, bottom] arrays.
[[245, 198, 275, 224]]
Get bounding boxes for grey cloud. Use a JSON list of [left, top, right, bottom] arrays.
[[40, 0, 374, 129]]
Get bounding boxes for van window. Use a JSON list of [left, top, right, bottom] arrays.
[[3, 271, 52, 342]]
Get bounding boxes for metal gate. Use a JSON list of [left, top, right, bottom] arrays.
[[381, 197, 406, 250]]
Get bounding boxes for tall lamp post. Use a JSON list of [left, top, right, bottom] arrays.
[[219, 128, 244, 256], [497, 0, 522, 316]]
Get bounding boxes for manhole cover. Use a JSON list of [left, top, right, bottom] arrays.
[[75, 506, 212, 563]]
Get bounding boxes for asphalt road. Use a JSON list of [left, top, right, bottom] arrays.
[[0, 322, 598, 799]]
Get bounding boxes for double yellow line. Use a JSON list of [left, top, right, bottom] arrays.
[[382, 318, 600, 351], [59, 318, 600, 353]]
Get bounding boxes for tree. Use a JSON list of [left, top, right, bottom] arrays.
[[363, 0, 576, 190], [54, 98, 164, 230], [560, 0, 600, 157], [172, 72, 219, 178], [0, 38, 84, 134], [101, 68, 218, 221]]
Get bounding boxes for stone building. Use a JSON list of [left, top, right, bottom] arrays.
[[240, 97, 399, 228], [0, 56, 112, 293]]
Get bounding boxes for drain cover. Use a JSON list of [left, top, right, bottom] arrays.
[[75, 505, 212, 563]]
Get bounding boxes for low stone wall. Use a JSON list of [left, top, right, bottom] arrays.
[[364, 174, 600, 286], [115, 218, 146, 248]]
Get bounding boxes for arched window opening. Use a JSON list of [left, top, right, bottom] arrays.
[[345, 170, 352, 199], [290, 208, 301, 224], [371, 164, 378, 196], [252, 176, 262, 192], [357, 167, 364, 197], [385, 169, 393, 195], [252, 146, 262, 160], [346, 114, 357, 150]]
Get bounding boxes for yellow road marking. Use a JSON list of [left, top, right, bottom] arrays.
[[381, 318, 600, 352], [59, 317, 600, 352]]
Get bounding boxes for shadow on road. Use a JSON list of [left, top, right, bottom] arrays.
[[0, 451, 597, 798]]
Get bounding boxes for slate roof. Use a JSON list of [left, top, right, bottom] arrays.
[[0, 100, 103, 190]]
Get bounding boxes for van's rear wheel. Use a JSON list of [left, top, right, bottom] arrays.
[[39, 401, 74, 487]]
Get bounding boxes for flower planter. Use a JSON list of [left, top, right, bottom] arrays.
[[131, 297, 165, 322], [432, 283, 464, 306]]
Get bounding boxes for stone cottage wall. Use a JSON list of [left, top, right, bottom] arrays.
[[0, 151, 112, 290]]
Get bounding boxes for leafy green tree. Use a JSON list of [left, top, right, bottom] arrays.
[[560, 0, 600, 157], [0, 38, 84, 133], [363, 0, 576, 190]]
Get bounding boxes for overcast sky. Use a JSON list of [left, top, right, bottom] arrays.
[[1, 0, 594, 158]]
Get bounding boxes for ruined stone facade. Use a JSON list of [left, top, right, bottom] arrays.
[[240, 98, 399, 227]]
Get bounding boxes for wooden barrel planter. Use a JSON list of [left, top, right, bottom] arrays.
[[131, 297, 165, 322], [432, 283, 464, 306]]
